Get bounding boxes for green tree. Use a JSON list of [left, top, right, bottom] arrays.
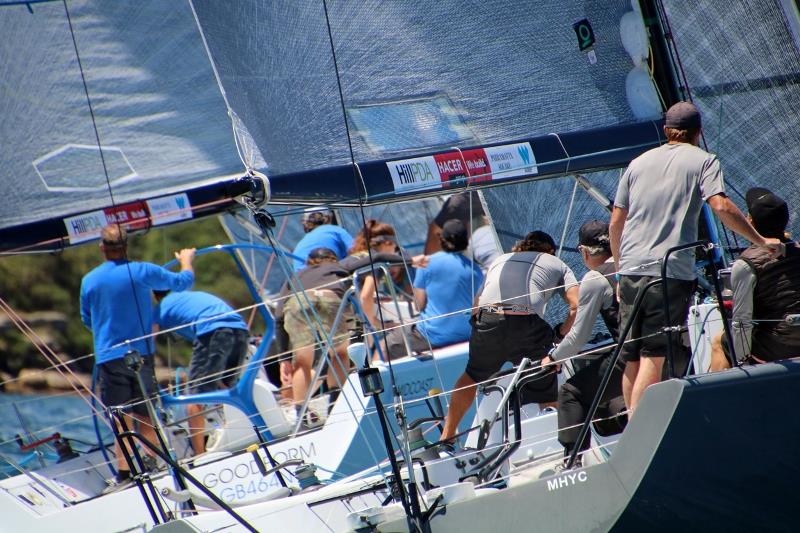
[[0, 217, 265, 375]]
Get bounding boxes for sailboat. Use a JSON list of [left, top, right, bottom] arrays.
[[1, 0, 799, 532]]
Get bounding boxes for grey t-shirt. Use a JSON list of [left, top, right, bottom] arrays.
[[614, 143, 725, 280], [477, 252, 577, 316], [469, 225, 501, 273], [550, 263, 615, 362]]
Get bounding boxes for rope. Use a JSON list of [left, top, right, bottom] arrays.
[[0, 254, 685, 392], [0, 297, 108, 424]]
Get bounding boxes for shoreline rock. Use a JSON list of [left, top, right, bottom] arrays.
[[2, 367, 178, 395]]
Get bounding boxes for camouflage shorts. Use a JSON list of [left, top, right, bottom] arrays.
[[284, 291, 352, 351]]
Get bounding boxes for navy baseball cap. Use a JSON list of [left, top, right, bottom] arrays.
[[578, 220, 610, 247], [745, 187, 789, 238], [664, 101, 702, 130]]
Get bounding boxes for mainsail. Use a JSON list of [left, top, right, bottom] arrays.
[[659, 0, 800, 240], [1, 0, 668, 253], [190, 0, 664, 204]]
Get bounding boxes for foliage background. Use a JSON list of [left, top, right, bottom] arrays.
[[0, 217, 264, 375]]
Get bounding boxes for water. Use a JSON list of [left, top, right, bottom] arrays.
[[0, 392, 113, 474]]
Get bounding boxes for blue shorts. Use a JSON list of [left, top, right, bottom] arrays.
[[189, 328, 249, 394]]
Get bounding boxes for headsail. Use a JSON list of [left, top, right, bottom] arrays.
[[0, 0, 244, 251]]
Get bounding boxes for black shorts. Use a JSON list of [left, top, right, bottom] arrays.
[[98, 356, 159, 417], [618, 275, 694, 362], [189, 328, 249, 394], [466, 311, 557, 403]]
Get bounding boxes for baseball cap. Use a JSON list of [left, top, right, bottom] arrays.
[[745, 187, 789, 238], [441, 219, 469, 247], [578, 220, 610, 247], [664, 101, 701, 130]]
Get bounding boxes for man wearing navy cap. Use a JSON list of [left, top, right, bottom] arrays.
[[710, 188, 800, 368], [541, 220, 626, 464], [610, 101, 783, 414]]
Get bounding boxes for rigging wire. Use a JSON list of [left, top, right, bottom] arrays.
[[653, 0, 740, 258], [0, 304, 730, 459], [319, 0, 431, 524], [317, 1, 398, 385], [0, 296, 108, 424], [2, 245, 737, 456], [0, 253, 667, 393], [60, 0, 165, 433], [556, 178, 579, 259], [187, 0, 250, 171]]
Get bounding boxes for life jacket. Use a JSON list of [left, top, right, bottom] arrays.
[[593, 261, 620, 341], [738, 242, 800, 361]]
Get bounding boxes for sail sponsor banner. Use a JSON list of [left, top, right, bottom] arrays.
[[483, 142, 538, 180], [387, 155, 442, 193], [147, 193, 193, 226], [104, 202, 149, 229], [387, 142, 536, 193], [63, 194, 194, 244], [64, 212, 108, 245], [433, 148, 493, 186], [64, 201, 150, 244]]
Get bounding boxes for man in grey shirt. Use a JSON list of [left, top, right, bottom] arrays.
[[711, 188, 800, 369], [610, 101, 783, 414], [441, 231, 579, 442], [541, 221, 626, 464]]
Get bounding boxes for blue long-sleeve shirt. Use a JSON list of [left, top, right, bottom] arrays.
[[80, 260, 194, 364], [291, 225, 353, 271], [154, 291, 247, 342]]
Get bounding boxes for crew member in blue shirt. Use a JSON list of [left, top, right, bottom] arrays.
[[384, 219, 483, 358], [291, 209, 353, 271], [80, 224, 195, 487], [153, 290, 250, 454]]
